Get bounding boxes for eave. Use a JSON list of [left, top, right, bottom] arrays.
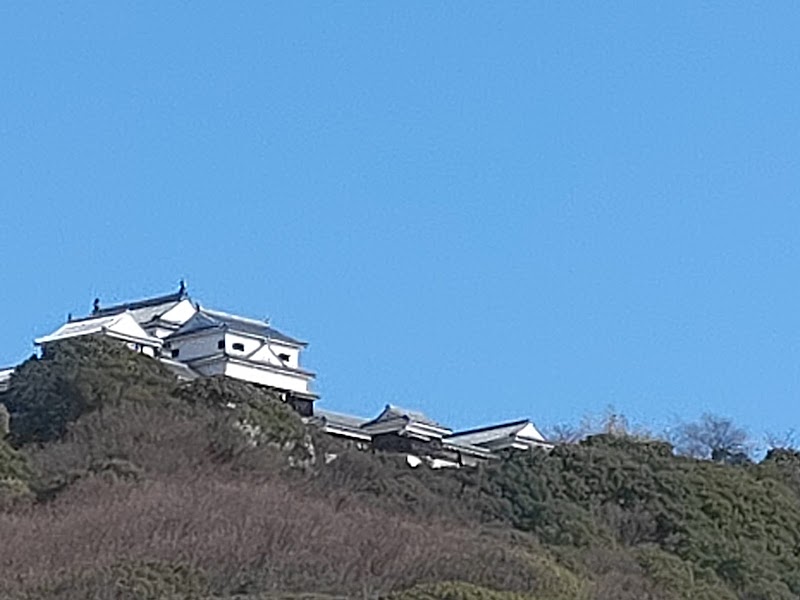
[[364, 418, 452, 440], [186, 352, 316, 380], [35, 328, 163, 348], [321, 423, 372, 441]]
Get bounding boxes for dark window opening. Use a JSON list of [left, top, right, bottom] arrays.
[[217, 340, 225, 350], [232, 342, 245, 351], [171, 348, 180, 358], [278, 353, 290, 362]]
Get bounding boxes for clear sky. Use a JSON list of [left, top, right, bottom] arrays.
[[1, 3, 799, 441]]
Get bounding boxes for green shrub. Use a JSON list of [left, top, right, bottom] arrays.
[[26, 560, 208, 600], [387, 582, 539, 600], [177, 376, 312, 465], [0, 437, 33, 508], [4, 337, 177, 445], [469, 435, 800, 598]]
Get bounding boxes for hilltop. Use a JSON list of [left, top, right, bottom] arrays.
[[2, 337, 800, 599]]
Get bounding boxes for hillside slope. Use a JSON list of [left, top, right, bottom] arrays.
[[1, 338, 800, 600]]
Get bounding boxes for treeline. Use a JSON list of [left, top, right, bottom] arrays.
[[1, 338, 800, 599], [548, 407, 781, 465]]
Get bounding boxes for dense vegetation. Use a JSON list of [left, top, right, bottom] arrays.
[[2, 337, 800, 599]]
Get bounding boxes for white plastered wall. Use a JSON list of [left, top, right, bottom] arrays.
[[109, 313, 154, 340], [223, 332, 262, 356], [222, 333, 301, 369], [123, 342, 157, 357], [147, 326, 178, 339], [224, 360, 310, 393], [517, 422, 546, 442], [160, 299, 198, 325], [249, 340, 300, 368]]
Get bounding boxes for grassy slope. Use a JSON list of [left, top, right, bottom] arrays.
[[1, 338, 800, 600]]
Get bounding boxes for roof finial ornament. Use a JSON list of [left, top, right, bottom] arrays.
[[179, 279, 186, 296], [93, 298, 100, 313]]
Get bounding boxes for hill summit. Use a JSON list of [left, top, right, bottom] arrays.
[[2, 337, 800, 600]]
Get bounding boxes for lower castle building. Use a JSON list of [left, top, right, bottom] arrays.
[[314, 405, 553, 468]]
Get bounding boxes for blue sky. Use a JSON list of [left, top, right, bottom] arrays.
[[1, 3, 799, 441]]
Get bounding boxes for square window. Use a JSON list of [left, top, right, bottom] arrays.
[[232, 342, 245, 351], [171, 348, 180, 358], [218, 340, 225, 350]]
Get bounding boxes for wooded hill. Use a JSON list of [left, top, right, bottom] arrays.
[[1, 337, 800, 600]]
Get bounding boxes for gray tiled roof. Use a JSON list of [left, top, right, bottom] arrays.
[[92, 290, 187, 320], [170, 311, 220, 335], [313, 405, 452, 439], [446, 419, 547, 447], [170, 309, 305, 346], [42, 315, 122, 338], [119, 302, 186, 326], [310, 408, 372, 441], [442, 439, 495, 459], [314, 408, 370, 429], [366, 404, 445, 428], [35, 313, 160, 345]]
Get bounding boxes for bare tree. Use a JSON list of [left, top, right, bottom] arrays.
[[671, 413, 751, 464], [765, 428, 799, 451], [546, 406, 654, 445], [546, 422, 587, 444]]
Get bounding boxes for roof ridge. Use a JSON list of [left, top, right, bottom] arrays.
[[448, 418, 532, 437], [369, 404, 450, 430], [56, 311, 128, 325], [181, 310, 225, 328], [201, 308, 268, 327], [314, 408, 370, 423], [194, 308, 305, 346], [385, 403, 421, 413], [93, 289, 188, 316]]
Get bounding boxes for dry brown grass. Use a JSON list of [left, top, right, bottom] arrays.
[[0, 469, 546, 598]]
